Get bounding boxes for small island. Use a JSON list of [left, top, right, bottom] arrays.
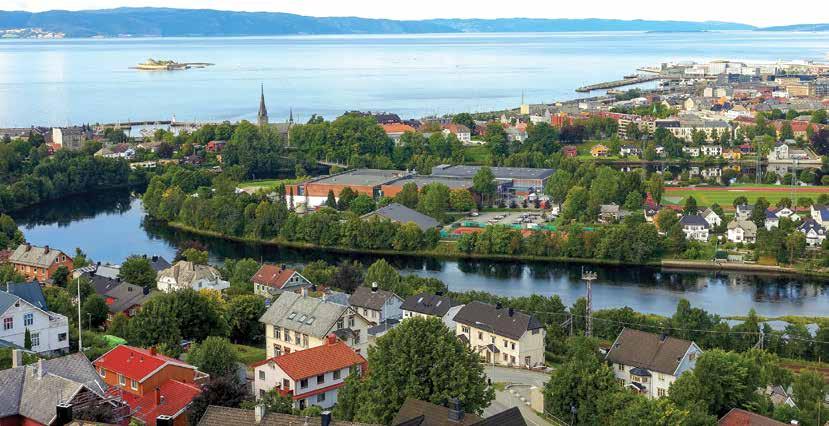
[[132, 58, 214, 71]]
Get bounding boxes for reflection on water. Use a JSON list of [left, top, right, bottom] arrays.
[[11, 191, 829, 317]]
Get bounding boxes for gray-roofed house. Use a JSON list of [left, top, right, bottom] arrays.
[[453, 301, 545, 368], [348, 283, 403, 324], [430, 164, 554, 194], [197, 405, 378, 426], [102, 282, 156, 319], [606, 328, 702, 399], [260, 291, 372, 357], [401, 292, 464, 330], [156, 261, 229, 293], [8, 243, 73, 283], [361, 203, 440, 231], [798, 219, 827, 247], [726, 220, 757, 243], [391, 397, 527, 426], [0, 352, 121, 425], [0, 287, 69, 354], [735, 204, 753, 221], [679, 215, 710, 241]]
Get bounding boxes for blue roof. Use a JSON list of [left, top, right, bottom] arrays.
[[0, 291, 18, 316], [4, 282, 48, 311]]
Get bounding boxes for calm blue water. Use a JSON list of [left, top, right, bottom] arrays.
[[1, 31, 828, 127], [11, 192, 829, 318]]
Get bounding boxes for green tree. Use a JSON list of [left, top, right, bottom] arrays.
[[107, 312, 131, 339], [559, 186, 588, 223], [187, 376, 248, 426], [52, 266, 70, 287], [472, 167, 497, 207], [449, 189, 475, 212], [186, 336, 240, 379], [24, 328, 32, 350], [394, 182, 420, 209], [452, 113, 476, 134], [119, 255, 158, 288], [337, 187, 358, 211], [301, 260, 336, 287], [683, 196, 698, 214], [669, 349, 760, 417], [363, 259, 401, 292], [339, 317, 493, 424], [182, 248, 209, 265], [82, 294, 110, 329], [325, 190, 337, 209], [647, 174, 665, 204], [225, 295, 266, 344], [545, 169, 573, 204], [349, 194, 376, 216], [417, 183, 450, 221], [792, 370, 828, 426]]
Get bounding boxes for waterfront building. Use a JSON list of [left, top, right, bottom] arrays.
[[252, 264, 313, 297], [453, 301, 545, 368], [360, 203, 440, 231], [156, 261, 229, 293]]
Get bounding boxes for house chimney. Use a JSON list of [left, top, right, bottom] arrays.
[[435, 291, 443, 296], [320, 411, 332, 426], [447, 398, 464, 422], [11, 349, 23, 368], [156, 415, 174, 426], [143, 286, 150, 295], [155, 387, 162, 405], [371, 282, 378, 293], [54, 402, 73, 426], [25, 243, 31, 252], [43, 245, 49, 254], [508, 307, 514, 317], [152, 255, 158, 262], [143, 254, 147, 259], [254, 404, 266, 424], [36, 359, 45, 379], [327, 334, 337, 345], [149, 346, 157, 356], [495, 302, 502, 310]]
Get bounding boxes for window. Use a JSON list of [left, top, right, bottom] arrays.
[[118, 374, 126, 386], [295, 334, 301, 345], [259, 370, 266, 380], [317, 392, 326, 403], [503, 354, 508, 361], [23, 313, 33, 327], [284, 330, 291, 343], [503, 339, 508, 348], [337, 319, 344, 329], [317, 374, 325, 384], [478, 331, 483, 340], [300, 379, 308, 388], [617, 364, 624, 371], [362, 308, 368, 316], [461, 326, 470, 334], [348, 315, 355, 328], [302, 334, 309, 348], [31, 333, 39, 347], [688, 352, 697, 361], [353, 334, 360, 345], [490, 336, 495, 344], [511, 342, 515, 350], [274, 327, 281, 340], [532, 328, 539, 335], [259, 389, 266, 398], [131, 379, 138, 391], [510, 355, 515, 364], [333, 369, 341, 380], [99, 368, 106, 378], [372, 311, 377, 319], [282, 379, 290, 390], [3, 317, 12, 330], [273, 344, 282, 357], [657, 388, 667, 398]]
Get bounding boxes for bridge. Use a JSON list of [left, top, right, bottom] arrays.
[[98, 120, 201, 129]]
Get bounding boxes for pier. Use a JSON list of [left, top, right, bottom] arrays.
[[575, 74, 662, 93]]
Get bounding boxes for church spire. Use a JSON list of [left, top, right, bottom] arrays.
[[257, 84, 269, 127], [289, 107, 294, 124]]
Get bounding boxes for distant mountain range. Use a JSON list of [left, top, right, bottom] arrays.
[[0, 8, 767, 38], [762, 23, 829, 32]]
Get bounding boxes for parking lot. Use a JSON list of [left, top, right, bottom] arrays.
[[455, 211, 549, 228]]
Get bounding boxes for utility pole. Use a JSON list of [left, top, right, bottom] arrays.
[[582, 268, 597, 338], [77, 276, 83, 352]]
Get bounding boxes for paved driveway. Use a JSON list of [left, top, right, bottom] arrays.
[[483, 366, 553, 425]]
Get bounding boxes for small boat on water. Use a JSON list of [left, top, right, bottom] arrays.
[[132, 58, 214, 71]]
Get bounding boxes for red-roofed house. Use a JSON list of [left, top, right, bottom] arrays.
[[382, 123, 417, 143], [252, 335, 367, 410], [252, 264, 313, 297], [94, 345, 207, 426], [718, 408, 787, 425], [205, 140, 227, 153]]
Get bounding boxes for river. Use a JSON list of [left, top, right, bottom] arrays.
[[2, 31, 829, 126], [10, 191, 829, 318]]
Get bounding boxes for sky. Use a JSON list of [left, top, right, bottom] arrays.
[[3, 0, 829, 27]]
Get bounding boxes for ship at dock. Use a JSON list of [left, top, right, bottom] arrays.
[[132, 58, 214, 71]]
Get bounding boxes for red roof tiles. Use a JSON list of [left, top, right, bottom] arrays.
[[718, 408, 787, 426], [121, 380, 202, 426], [381, 123, 416, 134], [93, 345, 194, 382], [252, 338, 366, 381], [252, 265, 299, 289]]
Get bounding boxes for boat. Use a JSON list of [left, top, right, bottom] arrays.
[[132, 58, 214, 71]]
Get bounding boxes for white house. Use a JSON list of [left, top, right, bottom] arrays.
[[726, 220, 758, 244], [606, 328, 703, 399], [252, 335, 366, 410], [401, 292, 463, 330], [681, 146, 701, 158], [700, 208, 722, 228], [347, 283, 403, 325], [679, 215, 710, 241], [735, 204, 753, 221], [0, 283, 69, 354], [798, 219, 827, 247], [156, 261, 229, 293], [810, 205, 829, 227], [454, 301, 546, 368], [700, 145, 723, 157]]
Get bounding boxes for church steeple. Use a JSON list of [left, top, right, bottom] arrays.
[[289, 107, 294, 124], [257, 84, 269, 128]]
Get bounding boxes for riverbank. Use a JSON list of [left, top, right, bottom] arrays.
[[161, 220, 829, 279]]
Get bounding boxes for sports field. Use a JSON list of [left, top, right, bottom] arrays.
[[237, 178, 305, 190], [664, 185, 829, 208]]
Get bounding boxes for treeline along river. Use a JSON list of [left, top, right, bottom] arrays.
[[10, 190, 829, 318]]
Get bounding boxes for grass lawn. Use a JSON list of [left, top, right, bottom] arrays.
[[237, 178, 305, 190], [233, 343, 267, 366], [463, 145, 490, 164], [664, 186, 829, 207]]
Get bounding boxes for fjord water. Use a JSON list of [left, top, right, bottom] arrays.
[[2, 31, 829, 126], [12, 193, 829, 318]]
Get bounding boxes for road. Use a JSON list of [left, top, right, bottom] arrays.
[[484, 366, 554, 426]]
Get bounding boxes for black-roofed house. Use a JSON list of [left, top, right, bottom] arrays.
[[391, 397, 527, 426], [679, 214, 709, 241], [453, 301, 545, 368], [348, 283, 403, 325], [798, 218, 827, 247], [361, 203, 440, 231], [606, 328, 702, 399], [401, 292, 464, 330]]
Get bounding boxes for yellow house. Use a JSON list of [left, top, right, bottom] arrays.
[[722, 149, 742, 160], [591, 144, 609, 157], [454, 301, 546, 368]]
